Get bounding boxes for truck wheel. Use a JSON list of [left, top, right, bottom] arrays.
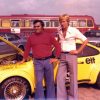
[[0, 77, 30, 99]]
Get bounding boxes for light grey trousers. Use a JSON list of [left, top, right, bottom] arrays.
[[57, 53, 78, 100]]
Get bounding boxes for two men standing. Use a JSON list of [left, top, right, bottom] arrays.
[[21, 14, 88, 100]]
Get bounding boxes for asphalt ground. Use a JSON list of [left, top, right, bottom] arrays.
[[78, 84, 100, 100], [29, 84, 100, 100]]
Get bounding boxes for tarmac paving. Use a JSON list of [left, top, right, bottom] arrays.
[[29, 84, 100, 100], [78, 84, 100, 100]]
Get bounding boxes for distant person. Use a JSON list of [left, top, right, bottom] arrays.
[[57, 14, 88, 100], [20, 20, 61, 100]]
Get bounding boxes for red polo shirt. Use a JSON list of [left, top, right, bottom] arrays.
[[23, 31, 61, 59]]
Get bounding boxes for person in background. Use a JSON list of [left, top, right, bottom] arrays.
[[57, 14, 88, 100], [20, 20, 61, 100]]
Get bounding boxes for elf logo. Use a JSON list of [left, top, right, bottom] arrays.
[[86, 57, 95, 64]]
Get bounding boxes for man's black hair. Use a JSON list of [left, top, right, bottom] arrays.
[[33, 20, 44, 27]]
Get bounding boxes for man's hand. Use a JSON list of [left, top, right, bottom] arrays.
[[50, 58, 60, 64], [69, 50, 79, 55], [17, 59, 25, 64]]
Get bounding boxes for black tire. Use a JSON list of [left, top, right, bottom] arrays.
[[96, 72, 100, 89], [0, 77, 30, 99]]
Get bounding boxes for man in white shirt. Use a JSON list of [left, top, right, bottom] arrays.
[[57, 14, 88, 100]]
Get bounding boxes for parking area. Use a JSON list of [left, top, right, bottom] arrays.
[[79, 84, 100, 100], [29, 84, 100, 100]]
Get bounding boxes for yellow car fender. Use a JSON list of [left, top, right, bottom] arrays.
[[0, 69, 35, 93], [0, 62, 35, 93], [89, 64, 100, 84]]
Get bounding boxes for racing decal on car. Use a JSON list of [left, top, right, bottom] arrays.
[[85, 57, 95, 64]]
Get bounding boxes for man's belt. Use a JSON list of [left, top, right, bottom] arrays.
[[35, 56, 52, 60], [61, 52, 69, 54]]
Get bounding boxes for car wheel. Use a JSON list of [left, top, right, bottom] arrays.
[[0, 77, 30, 99], [96, 72, 100, 89]]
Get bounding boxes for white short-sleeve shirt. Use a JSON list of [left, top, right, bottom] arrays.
[[58, 26, 87, 52]]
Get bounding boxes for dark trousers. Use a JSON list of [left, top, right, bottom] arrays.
[[34, 58, 55, 100]]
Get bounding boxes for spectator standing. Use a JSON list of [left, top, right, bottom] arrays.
[[20, 20, 61, 100], [57, 14, 88, 100]]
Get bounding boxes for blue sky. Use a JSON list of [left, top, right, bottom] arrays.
[[0, 0, 100, 24]]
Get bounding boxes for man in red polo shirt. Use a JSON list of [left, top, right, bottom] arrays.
[[20, 20, 61, 100]]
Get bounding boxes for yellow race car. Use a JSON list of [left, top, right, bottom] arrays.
[[76, 40, 100, 85], [0, 36, 100, 99], [0, 36, 35, 99]]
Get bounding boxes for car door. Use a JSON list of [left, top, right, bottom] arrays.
[[77, 43, 99, 82]]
